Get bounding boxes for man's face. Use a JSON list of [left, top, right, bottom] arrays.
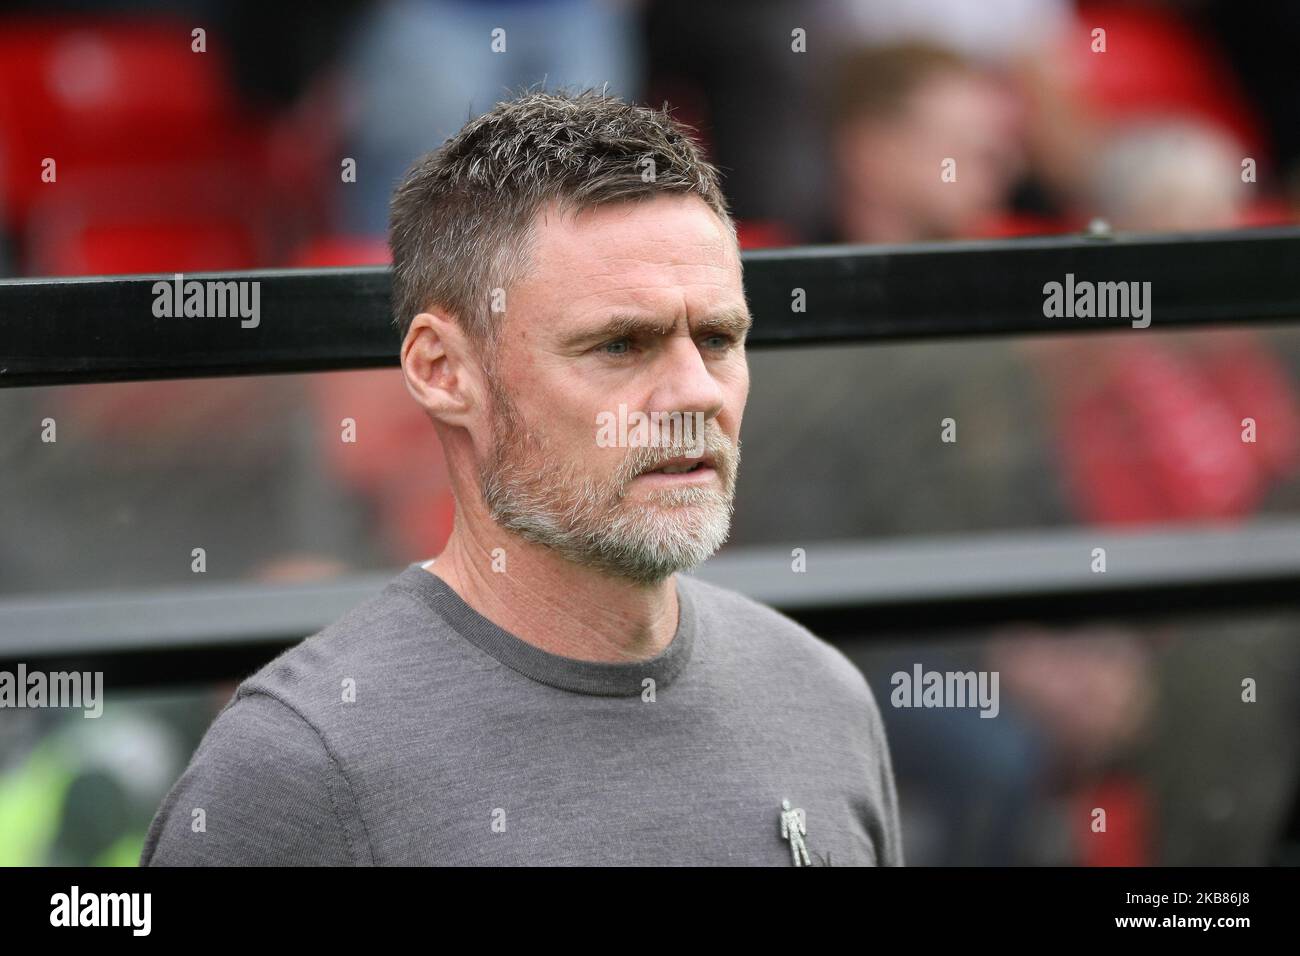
[[838, 70, 1023, 239], [477, 194, 750, 585]]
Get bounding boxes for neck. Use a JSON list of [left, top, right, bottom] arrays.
[[425, 504, 681, 664]]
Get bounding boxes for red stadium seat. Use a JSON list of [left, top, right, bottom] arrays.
[[293, 233, 453, 560], [38, 222, 259, 276], [23, 166, 268, 275], [0, 17, 265, 234], [972, 211, 1077, 239], [735, 219, 797, 249], [1070, 2, 1267, 156], [290, 236, 391, 268]]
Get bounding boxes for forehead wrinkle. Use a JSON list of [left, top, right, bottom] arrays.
[[562, 260, 737, 302]]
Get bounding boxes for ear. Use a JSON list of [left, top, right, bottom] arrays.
[[400, 310, 485, 427]]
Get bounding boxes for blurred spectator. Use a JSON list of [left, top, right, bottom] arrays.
[[335, 0, 644, 235], [1010, 68, 1300, 868], [818, 42, 1027, 243], [809, 0, 1089, 235], [1089, 119, 1246, 232], [820, 0, 1075, 63], [1031, 116, 1300, 528]]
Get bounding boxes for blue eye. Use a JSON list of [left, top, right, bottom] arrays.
[[601, 338, 631, 355]]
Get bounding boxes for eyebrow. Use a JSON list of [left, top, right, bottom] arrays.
[[561, 308, 753, 349]]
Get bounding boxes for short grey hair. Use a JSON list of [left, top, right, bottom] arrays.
[[387, 87, 737, 363]]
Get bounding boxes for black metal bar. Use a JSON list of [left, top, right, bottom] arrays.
[[5, 521, 1300, 687], [3, 227, 1299, 388]]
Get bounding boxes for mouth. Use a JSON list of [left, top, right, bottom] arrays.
[[634, 454, 718, 484]]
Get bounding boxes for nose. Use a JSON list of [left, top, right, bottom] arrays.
[[649, 334, 726, 425]]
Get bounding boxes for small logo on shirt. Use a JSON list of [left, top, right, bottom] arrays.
[[779, 798, 811, 866], [779, 800, 835, 865]]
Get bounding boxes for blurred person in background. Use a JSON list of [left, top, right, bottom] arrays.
[[0, 693, 223, 866], [814, 42, 1028, 244], [812, 0, 1091, 235], [1022, 114, 1300, 864], [335, 0, 644, 236], [779, 21, 1300, 863], [986, 625, 1156, 864], [1032, 116, 1300, 528], [1090, 118, 1245, 232], [730, 41, 1063, 865], [1003, 4, 1300, 859]]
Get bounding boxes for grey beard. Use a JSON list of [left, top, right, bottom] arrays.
[[480, 430, 739, 586]]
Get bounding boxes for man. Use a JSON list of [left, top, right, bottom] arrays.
[[819, 42, 1025, 245], [141, 89, 903, 866]]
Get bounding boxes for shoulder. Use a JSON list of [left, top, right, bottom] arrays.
[[142, 576, 445, 866], [140, 690, 367, 865], [234, 573, 466, 719]]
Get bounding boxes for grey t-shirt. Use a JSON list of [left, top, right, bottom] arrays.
[[141, 561, 903, 866]]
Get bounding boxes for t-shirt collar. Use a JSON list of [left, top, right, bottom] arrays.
[[391, 561, 697, 697]]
